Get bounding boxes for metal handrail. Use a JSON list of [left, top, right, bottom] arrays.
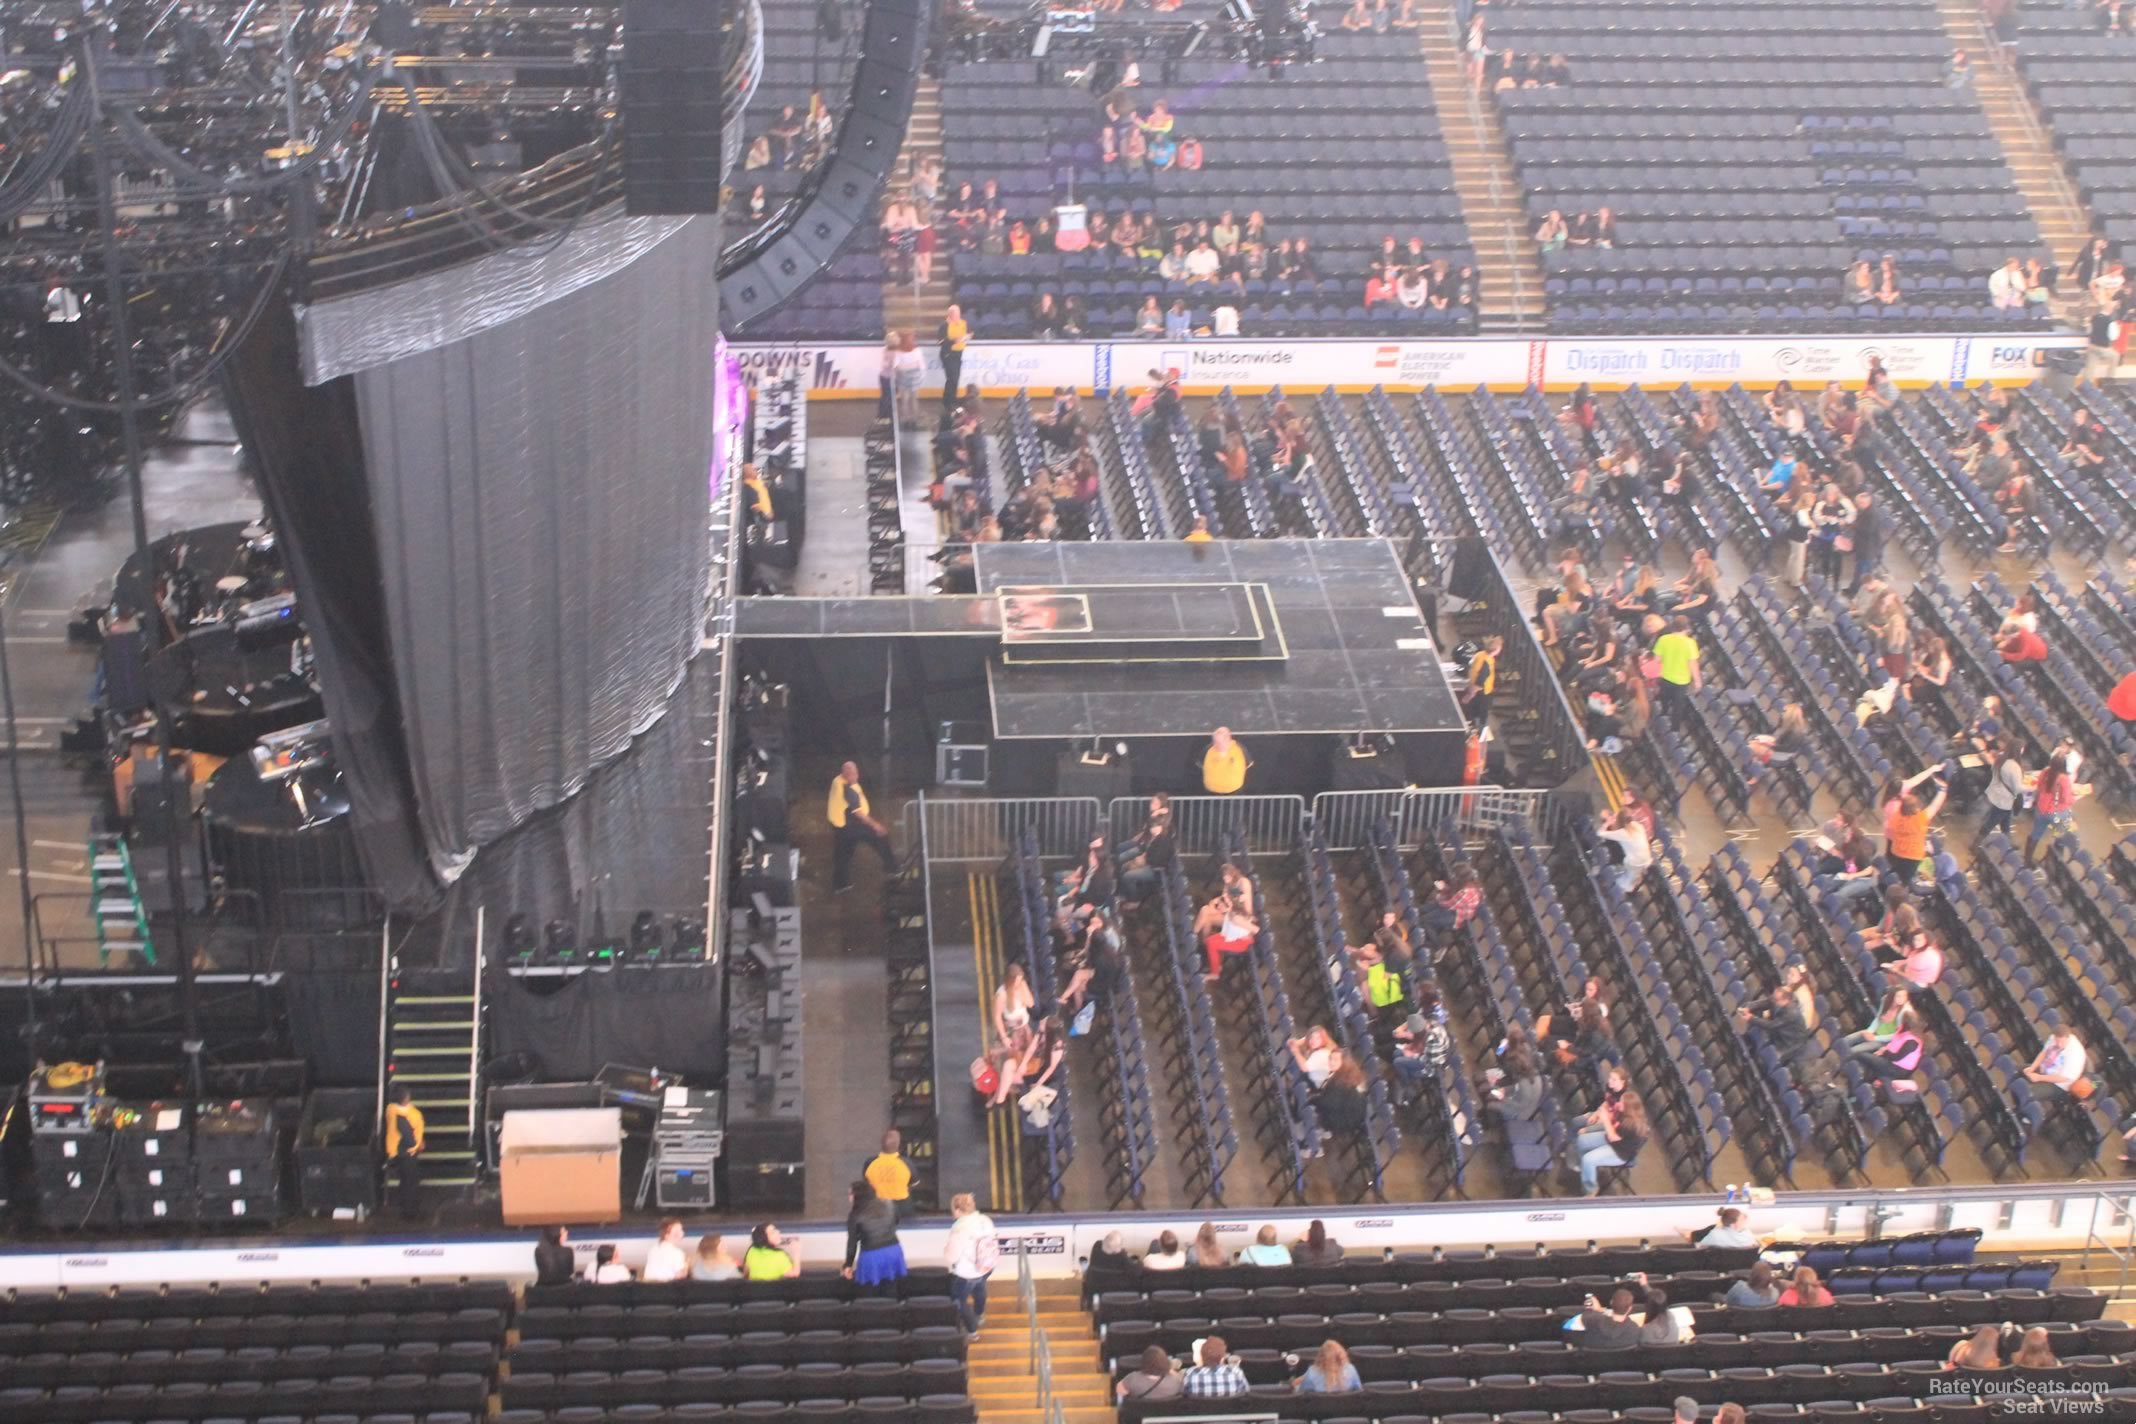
[[1445, 4, 1529, 329], [2080, 1191, 2136, 1298], [372, 914, 394, 1145], [1973, 10, 2092, 249], [466, 905, 485, 1166]]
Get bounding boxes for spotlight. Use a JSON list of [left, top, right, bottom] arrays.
[[543, 919, 576, 962], [671, 917, 707, 956], [630, 911, 662, 956], [503, 913, 537, 959]]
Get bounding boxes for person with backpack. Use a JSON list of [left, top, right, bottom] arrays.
[[945, 1191, 1000, 1339]]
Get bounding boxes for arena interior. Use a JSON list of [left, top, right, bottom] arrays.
[[1, 1, 2135, 1423]]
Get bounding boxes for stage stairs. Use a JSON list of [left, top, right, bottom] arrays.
[[969, 1276, 1113, 1424], [383, 966, 481, 1191], [89, 833, 154, 965]]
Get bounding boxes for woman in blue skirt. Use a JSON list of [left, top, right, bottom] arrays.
[[843, 1178, 908, 1296]]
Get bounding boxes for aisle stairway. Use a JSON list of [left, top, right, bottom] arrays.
[[383, 967, 481, 1193], [1939, 0, 2096, 326], [884, 76, 949, 341], [970, 1276, 1113, 1424], [1416, 1, 1543, 333]]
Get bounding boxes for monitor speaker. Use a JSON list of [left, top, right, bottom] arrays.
[[622, 0, 723, 215]]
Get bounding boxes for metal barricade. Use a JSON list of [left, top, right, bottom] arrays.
[[904, 794, 1103, 863], [1108, 794, 1304, 858], [1310, 786, 1559, 850]]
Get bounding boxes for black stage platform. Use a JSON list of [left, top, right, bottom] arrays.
[[975, 540, 1458, 738]]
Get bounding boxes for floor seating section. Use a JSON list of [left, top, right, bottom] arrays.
[[2010, 0, 2136, 248], [939, 31, 1478, 338], [1488, 0, 2055, 332]]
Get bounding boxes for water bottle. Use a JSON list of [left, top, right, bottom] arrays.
[[1723, 1183, 1740, 1203]]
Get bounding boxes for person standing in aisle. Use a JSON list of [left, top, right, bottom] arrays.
[[939, 306, 969, 413], [944, 1191, 1000, 1339], [864, 1129, 915, 1219], [827, 760, 896, 893], [1199, 726, 1252, 795]]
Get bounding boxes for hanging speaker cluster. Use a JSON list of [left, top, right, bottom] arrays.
[[718, 0, 929, 331]]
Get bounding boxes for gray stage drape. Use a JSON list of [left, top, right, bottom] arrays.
[[340, 221, 719, 888]]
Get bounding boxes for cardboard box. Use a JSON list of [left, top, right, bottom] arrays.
[[498, 1107, 622, 1225]]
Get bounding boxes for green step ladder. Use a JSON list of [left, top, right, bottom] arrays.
[[89, 833, 154, 965]]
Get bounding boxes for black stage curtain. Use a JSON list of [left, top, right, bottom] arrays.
[[279, 969, 382, 1088], [223, 303, 435, 910], [344, 224, 717, 889], [486, 964, 723, 1083]]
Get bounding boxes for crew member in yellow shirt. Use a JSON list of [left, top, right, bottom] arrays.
[[1183, 515, 1214, 543], [1199, 726, 1252, 795], [383, 1084, 426, 1221], [827, 760, 896, 892], [864, 1128, 915, 1218], [939, 305, 969, 413], [741, 462, 774, 523]]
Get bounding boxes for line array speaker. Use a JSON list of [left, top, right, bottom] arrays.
[[622, 0, 724, 216], [718, 0, 929, 332]]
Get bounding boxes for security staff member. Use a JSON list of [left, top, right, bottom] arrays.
[[741, 462, 774, 523], [1462, 635, 1502, 731], [383, 1085, 426, 1221], [939, 306, 969, 412], [864, 1128, 916, 1219], [1199, 726, 1252, 795], [827, 760, 896, 892]]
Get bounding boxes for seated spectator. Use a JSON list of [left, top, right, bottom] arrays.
[[1844, 986, 1916, 1060], [1593, 205, 1616, 247], [1396, 266, 1431, 308], [1143, 1230, 1187, 1270], [2020, 1017, 2089, 1108], [1485, 1040, 1545, 1123], [1165, 298, 1192, 339], [1566, 1287, 1645, 1347], [1212, 302, 1239, 337], [1567, 210, 1597, 247], [1088, 1229, 1133, 1274], [1744, 703, 1810, 791], [2013, 1327, 2059, 1368], [1364, 264, 1400, 307], [1031, 291, 1063, 338], [744, 1223, 800, 1280], [1535, 210, 1568, 253], [1876, 255, 1903, 305], [1118, 1345, 1185, 1401], [1191, 1221, 1229, 1268], [1392, 993, 1454, 1100], [642, 1218, 689, 1283], [2063, 408, 2109, 469], [1736, 982, 1816, 1075], [1948, 1325, 2004, 1371], [590, 1244, 632, 1283], [1596, 807, 1653, 892], [1858, 1023, 1926, 1089], [1570, 1086, 1650, 1195], [1287, 1025, 1338, 1087], [1847, 260, 1877, 305], [1910, 632, 1953, 701], [1727, 1260, 1782, 1308], [1241, 1224, 1291, 1266], [1779, 1266, 1835, 1307], [1292, 1218, 1344, 1265], [1341, 0, 1372, 29], [2111, 670, 2136, 727], [1641, 1287, 1689, 1344], [1544, 53, 1572, 86], [1135, 295, 1163, 336], [1295, 1339, 1362, 1393], [1998, 621, 2048, 664], [1990, 257, 2028, 310], [1182, 1336, 1248, 1397], [693, 1233, 741, 1281], [1419, 863, 1483, 944], [1185, 240, 1222, 284], [1824, 829, 1883, 905]]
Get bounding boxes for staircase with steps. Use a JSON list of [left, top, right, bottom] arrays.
[[970, 1276, 1113, 1424], [884, 76, 949, 341], [384, 966, 482, 1192], [89, 833, 154, 965], [1416, 2, 1543, 333], [1939, 0, 2097, 328]]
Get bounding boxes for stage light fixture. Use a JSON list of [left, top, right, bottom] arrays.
[[630, 910, 662, 955], [543, 919, 577, 962], [503, 912, 537, 959]]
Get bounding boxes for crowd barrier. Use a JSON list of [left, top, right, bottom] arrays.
[[728, 333, 2082, 399], [899, 788, 1564, 865], [3, 1182, 2132, 1292]]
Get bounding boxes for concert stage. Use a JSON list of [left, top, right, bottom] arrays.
[[732, 538, 1470, 795]]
